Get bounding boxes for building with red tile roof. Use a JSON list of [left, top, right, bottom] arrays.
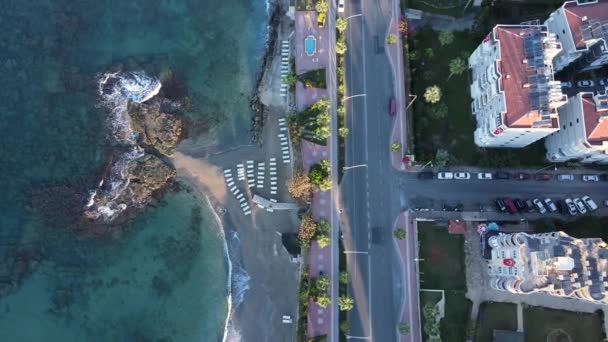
[[469, 24, 567, 148], [546, 0, 608, 72], [546, 90, 608, 163]]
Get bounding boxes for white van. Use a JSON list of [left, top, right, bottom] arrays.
[[437, 172, 453, 180], [582, 196, 598, 211]]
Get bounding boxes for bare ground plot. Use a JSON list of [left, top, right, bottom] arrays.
[[523, 306, 604, 342], [474, 302, 517, 342], [418, 221, 466, 290]]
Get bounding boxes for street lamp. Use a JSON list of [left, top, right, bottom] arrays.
[[342, 93, 366, 102], [406, 94, 417, 110], [419, 160, 433, 169], [534, 164, 557, 172], [344, 13, 363, 21], [343, 164, 367, 171]]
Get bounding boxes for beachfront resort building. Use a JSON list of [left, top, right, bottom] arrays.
[[546, 0, 608, 73], [487, 231, 608, 303], [469, 24, 566, 148], [545, 90, 608, 163]]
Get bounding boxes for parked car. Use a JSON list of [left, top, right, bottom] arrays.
[[544, 198, 558, 213], [557, 174, 575, 181], [418, 172, 434, 180], [577, 80, 595, 87], [561, 81, 573, 88], [533, 198, 547, 214], [495, 172, 511, 180], [477, 172, 493, 180], [437, 172, 453, 180], [513, 172, 531, 180], [495, 198, 507, 212], [564, 198, 578, 216], [338, 0, 345, 13], [454, 172, 471, 180], [582, 196, 598, 211], [525, 199, 536, 213], [573, 198, 588, 214], [600, 78, 607, 86], [582, 174, 600, 182], [388, 96, 396, 116], [503, 198, 518, 214], [514, 198, 526, 212], [600, 174, 608, 181], [534, 173, 552, 181]]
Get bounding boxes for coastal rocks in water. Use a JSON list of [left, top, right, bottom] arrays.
[[128, 101, 183, 156], [84, 154, 176, 222]]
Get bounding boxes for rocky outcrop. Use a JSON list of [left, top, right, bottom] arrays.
[[120, 154, 176, 206], [128, 101, 183, 156]]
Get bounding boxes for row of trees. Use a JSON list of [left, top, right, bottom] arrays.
[[309, 272, 354, 311]]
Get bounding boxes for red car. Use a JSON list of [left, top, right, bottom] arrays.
[[389, 96, 396, 116], [534, 173, 552, 181], [503, 198, 518, 214]]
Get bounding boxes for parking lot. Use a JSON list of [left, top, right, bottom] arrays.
[[401, 170, 608, 219]]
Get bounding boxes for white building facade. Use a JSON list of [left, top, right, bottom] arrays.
[[546, 0, 608, 73], [469, 25, 566, 148], [488, 231, 608, 303], [545, 91, 608, 163]]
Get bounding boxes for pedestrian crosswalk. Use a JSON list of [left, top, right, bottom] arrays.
[[280, 40, 290, 98]]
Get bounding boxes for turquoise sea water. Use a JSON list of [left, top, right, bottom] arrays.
[[0, 0, 266, 341]]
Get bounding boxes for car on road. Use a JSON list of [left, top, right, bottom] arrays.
[[525, 199, 536, 213], [514, 198, 526, 212], [513, 172, 531, 180], [437, 172, 453, 180], [495, 172, 510, 180], [503, 198, 518, 214], [495, 198, 507, 212], [582, 174, 600, 182], [477, 172, 493, 180], [544, 198, 558, 213], [582, 196, 598, 211], [564, 198, 578, 216], [534, 173, 552, 181], [557, 174, 575, 181], [388, 96, 396, 116], [577, 80, 595, 87], [561, 81, 573, 88], [533, 198, 547, 214], [454, 172, 471, 180], [338, 0, 345, 13], [573, 198, 587, 214], [418, 172, 434, 180]]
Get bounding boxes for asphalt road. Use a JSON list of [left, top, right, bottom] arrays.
[[340, 0, 404, 340]]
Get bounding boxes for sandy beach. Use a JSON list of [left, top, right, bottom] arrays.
[[169, 4, 302, 340]]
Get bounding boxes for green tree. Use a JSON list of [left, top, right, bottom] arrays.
[[340, 319, 350, 333], [336, 37, 347, 55], [428, 102, 448, 120], [394, 228, 406, 240], [336, 17, 348, 33], [386, 33, 397, 44], [434, 149, 450, 168], [315, 0, 328, 14], [338, 127, 349, 138], [338, 295, 355, 311], [424, 47, 434, 59], [309, 160, 332, 191], [398, 322, 410, 335], [316, 275, 330, 292], [408, 50, 420, 61], [284, 72, 297, 87], [391, 141, 402, 153], [317, 233, 331, 248], [424, 85, 442, 104], [438, 30, 454, 46], [316, 294, 331, 308], [399, 18, 408, 35], [447, 57, 467, 80], [339, 271, 350, 285], [317, 219, 330, 233]]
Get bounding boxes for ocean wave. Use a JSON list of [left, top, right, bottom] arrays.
[[85, 71, 161, 220]]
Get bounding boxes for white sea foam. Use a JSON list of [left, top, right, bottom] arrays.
[[86, 71, 161, 220]]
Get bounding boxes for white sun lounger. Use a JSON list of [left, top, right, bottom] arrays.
[[236, 193, 244, 200], [269, 157, 276, 161], [239, 197, 247, 203], [224, 169, 232, 174], [240, 202, 248, 208], [227, 181, 235, 187]]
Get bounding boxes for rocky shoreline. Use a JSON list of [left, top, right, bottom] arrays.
[[250, 1, 284, 144]]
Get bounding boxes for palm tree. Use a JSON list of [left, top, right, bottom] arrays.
[[424, 85, 442, 104], [336, 18, 348, 33], [447, 57, 467, 81], [438, 31, 454, 46]]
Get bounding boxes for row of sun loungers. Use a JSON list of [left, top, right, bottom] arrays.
[[269, 158, 278, 195], [278, 118, 291, 164], [224, 168, 251, 216], [280, 40, 289, 98]]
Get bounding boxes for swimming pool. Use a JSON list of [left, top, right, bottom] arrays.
[[305, 35, 316, 56]]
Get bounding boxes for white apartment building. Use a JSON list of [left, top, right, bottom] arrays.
[[488, 231, 608, 303], [546, 0, 608, 73], [469, 25, 567, 148], [546, 91, 608, 163]]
